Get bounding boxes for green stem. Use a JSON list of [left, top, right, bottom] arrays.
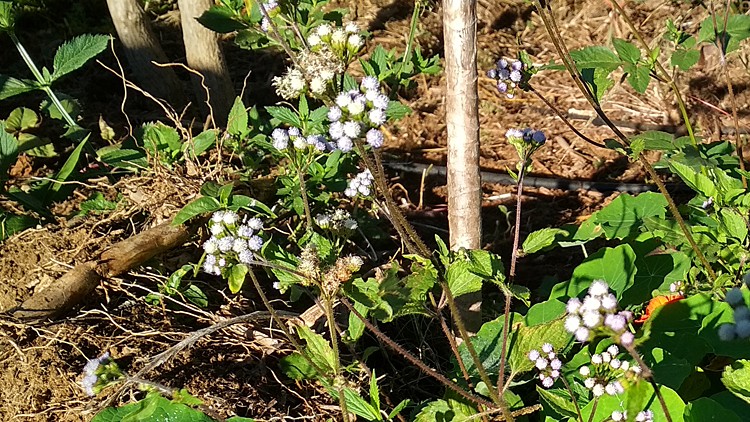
[[560, 376, 583, 422], [9, 32, 79, 129], [295, 159, 314, 231], [624, 343, 672, 422], [396, 0, 424, 79], [607, 0, 697, 146]]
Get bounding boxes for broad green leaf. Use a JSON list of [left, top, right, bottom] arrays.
[[183, 284, 208, 308], [446, 259, 483, 299], [0, 121, 19, 175], [580, 382, 685, 422], [228, 263, 248, 293], [227, 97, 248, 137], [718, 208, 748, 241], [455, 313, 522, 380], [0, 212, 36, 240], [630, 130, 675, 151], [51, 34, 109, 81], [671, 47, 700, 71], [79, 192, 118, 216], [385, 100, 411, 120], [50, 134, 88, 193], [279, 352, 316, 380], [0, 75, 37, 100], [187, 129, 218, 157], [722, 360, 750, 404], [525, 299, 567, 326], [594, 192, 668, 239], [626, 63, 651, 94], [40, 97, 81, 121], [570, 45, 622, 71], [508, 318, 571, 373], [345, 300, 367, 342], [612, 38, 641, 64], [296, 325, 336, 376], [197, 6, 247, 33], [92, 392, 215, 422], [265, 105, 301, 127], [623, 250, 689, 305], [172, 197, 222, 225], [143, 122, 181, 158], [6, 107, 39, 131], [646, 347, 693, 390], [698, 14, 750, 54], [669, 161, 719, 199], [580, 67, 614, 103], [414, 399, 474, 422], [555, 244, 637, 300], [522, 228, 568, 254], [684, 397, 741, 422], [537, 387, 577, 418], [342, 388, 380, 421]]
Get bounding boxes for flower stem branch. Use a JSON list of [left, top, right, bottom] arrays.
[[624, 343, 672, 422]]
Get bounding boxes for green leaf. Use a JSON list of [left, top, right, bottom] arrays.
[[414, 399, 475, 422], [0, 122, 19, 175], [228, 263, 248, 293], [143, 122, 181, 158], [92, 392, 214, 421], [624, 250, 689, 305], [508, 318, 571, 373], [671, 47, 700, 71], [0, 1, 15, 31], [722, 360, 750, 404], [537, 387, 577, 418], [718, 208, 748, 241], [0, 75, 37, 100], [630, 130, 676, 151], [525, 299, 567, 326], [172, 197, 222, 226], [580, 382, 685, 422], [446, 259, 483, 299], [522, 228, 568, 254], [345, 300, 368, 342], [369, 369, 380, 413], [698, 14, 750, 54], [50, 134, 88, 193], [265, 105, 301, 127], [79, 192, 118, 216], [557, 244, 637, 300], [342, 388, 381, 421], [668, 160, 719, 198], [388, 399, 411, 420], [594, 192, 668, 239], [40, 96, 81, 121], [684, 397, 741, 422], [183, 284, 208, 308], [227, 97, 248, 137], [0, 212, 36, 240], [626, 63, 651, 94], [279, 352, 316, 380], [296, 325, 336, 376], [187, 129, 218, 157], [197, 6, 247, 33], [6, 107, 39, 131], [646, 347, 693, 390], [51, 34, 109, 81], [570, 45, 622, 71], [580, 67, 614, 103], [612, 38, 641, 64], [385, 100, 411, 120]]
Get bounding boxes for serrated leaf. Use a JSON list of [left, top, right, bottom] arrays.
[[570, 45, 622, 71], [508, 318, 571, 373], [668, 160, 719, 198], [342, 388, 380, 421], [265, 105, 301, 127], [296, 325, 336, 376], [446, 259, 483, 298], [537, 387, 577, 418], [279, 352, 317, 380], [187, 129, 217, 157], [385, 100, 411, 120], [92, 392, 214, 422], [0, 75, 37, 100], [612, 38, 641, 64], [0, 1, 15, 31], [626, 64, 651, 94], [522, 228, 568, 254], [172, 197, 222, 225], [630, 130, 676, 151], [227, 97, 248, 137], [698, 14, 750, 54], [51, 34, 109, 81], [580, 67, 614, 103], [722, 360, 750, 404], [671, 48, 700, 71]]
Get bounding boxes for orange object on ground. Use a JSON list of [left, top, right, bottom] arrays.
[[634, 294, 684, 324]]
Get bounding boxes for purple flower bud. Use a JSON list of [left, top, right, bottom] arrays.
[[531, 130, 546, 144], [497, 81, 508, 93], [487, 68, 498, 79]]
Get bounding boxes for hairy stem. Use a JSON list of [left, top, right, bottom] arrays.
[[254, 0, 300, 68], [529, 85, 605, 149], [624, 343, 672, 422], [339, 297, 495, 409], [295, 161, 314, 231], [430, 291, 475, 390], [560, 376, 583, 422]]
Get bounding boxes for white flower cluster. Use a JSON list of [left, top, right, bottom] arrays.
[[202, 210, 264, 276], [308, 22, 364, 62], [345, 169, 374, 197], [314, 209, 358, 237], [272, 48, 344, 100], [611, 410, 654, 422], [564, 280, 635, 346], [718, 286, 750, 341], [259, 0, 279, 32], [80, 352, 111, 396], [270, 126, 327, 152], [487, 58, 524, 98], [669, 280, 684, 295], [327, 76, 387, 152], [578, 344, 641, 398], [528, 343, 562, 388]]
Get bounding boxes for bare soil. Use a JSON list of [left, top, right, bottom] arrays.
[[1, 0, 748, 420]]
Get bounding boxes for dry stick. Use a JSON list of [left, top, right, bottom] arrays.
[[99, 311, 289, 409], [528, 85, 606, 149], [533, 1, 717, 283], [607, 0, 697, 146], [339, 297, 496, 409], [711, 0, 747, 188]]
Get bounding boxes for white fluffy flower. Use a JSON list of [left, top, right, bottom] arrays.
[[589, 280, 610, 296]]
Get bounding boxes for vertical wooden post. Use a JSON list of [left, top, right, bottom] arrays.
[[443, 0, 482, 332]]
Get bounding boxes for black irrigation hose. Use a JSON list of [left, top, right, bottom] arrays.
[[383, 161, 691, 194]]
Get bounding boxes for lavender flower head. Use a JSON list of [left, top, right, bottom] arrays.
[[564, 280, 634, 346], [488, 57, 526, 98], [528, 343, 562, 388]]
